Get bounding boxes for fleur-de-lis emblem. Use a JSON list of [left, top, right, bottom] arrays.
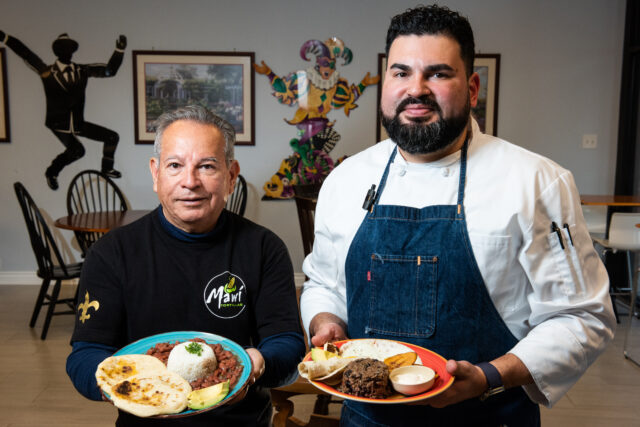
[[77, 291, 100, 323]]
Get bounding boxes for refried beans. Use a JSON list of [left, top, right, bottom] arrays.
[[146, 338, 243, 390]]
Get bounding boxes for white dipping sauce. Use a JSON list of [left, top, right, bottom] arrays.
[[394, 372, 428, 385]]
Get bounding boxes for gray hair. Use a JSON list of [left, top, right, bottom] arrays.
[[153, 105, 235, 166]]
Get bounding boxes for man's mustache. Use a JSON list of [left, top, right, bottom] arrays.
[[396, 96, 441, 115]]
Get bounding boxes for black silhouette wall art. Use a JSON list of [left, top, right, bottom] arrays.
[[0, 31, 127, 189]]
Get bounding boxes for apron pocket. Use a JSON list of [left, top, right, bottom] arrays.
[[367, 253, 438, 338]]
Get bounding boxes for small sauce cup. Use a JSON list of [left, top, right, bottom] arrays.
[[389, 365, 436, 395]]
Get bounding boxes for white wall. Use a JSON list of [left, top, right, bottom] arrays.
[[0, 0, 626, 278]]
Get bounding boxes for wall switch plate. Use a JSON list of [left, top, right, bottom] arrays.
[[582, 134, 598, 149]]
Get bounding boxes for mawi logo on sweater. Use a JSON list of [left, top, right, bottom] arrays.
[[204, 271, 247, 319]]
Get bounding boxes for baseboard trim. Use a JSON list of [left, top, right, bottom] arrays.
[[0, 271, 78, 286]]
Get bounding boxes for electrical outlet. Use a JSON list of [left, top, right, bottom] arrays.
[[582, 134, 598, 149]]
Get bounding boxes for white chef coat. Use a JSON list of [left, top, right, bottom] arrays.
[[300, 119, 616, 407]]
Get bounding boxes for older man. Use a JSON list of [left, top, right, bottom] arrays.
[[66, 105, 305, 426], [301, 5, 615, 426]]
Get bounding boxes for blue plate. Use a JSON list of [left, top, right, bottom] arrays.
[[105, 331, 252, 418]]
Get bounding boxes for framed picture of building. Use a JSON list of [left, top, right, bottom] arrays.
[[376, 53, 388, 143], [376, 52, 501, 141], [0, 48, 10, 143], [132, 50, 255, 145], [472, 54, 500, 136]]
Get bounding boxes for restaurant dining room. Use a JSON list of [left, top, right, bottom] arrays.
[[0, 0, 639, 426]]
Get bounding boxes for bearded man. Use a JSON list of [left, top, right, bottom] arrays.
[[299, 5, 614, 427]]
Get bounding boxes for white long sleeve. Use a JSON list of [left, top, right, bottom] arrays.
[[301, 120, 615, 407]]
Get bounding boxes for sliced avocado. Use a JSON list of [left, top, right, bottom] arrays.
[[187, 380, 230, 410], [311, 347, 327, 361]]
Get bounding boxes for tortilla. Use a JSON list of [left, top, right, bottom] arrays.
[[96, 354, 167, 394], [340, 339, 416, 362], [298, 357, 353, 381], [109, 372, 191, 417]]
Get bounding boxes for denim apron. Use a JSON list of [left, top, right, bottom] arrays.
[[342, 141, 540, 426]]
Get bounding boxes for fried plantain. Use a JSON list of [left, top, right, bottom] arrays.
[[384, 351, 418, 370]]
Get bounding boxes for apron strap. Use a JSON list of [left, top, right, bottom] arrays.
[[370, 146, 398, 210], [456, 135, 470, 216]]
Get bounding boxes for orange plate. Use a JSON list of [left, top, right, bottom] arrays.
[[304, 339, 454, 404]]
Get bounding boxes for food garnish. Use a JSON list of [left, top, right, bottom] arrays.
[[185, 342, 204, 356]]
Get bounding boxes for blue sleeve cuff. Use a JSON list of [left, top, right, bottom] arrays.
[[256, 331, 306, 388], [66, 341, 116, 401]]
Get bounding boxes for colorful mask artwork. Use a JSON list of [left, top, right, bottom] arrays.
[[255, 37, 379, 199]]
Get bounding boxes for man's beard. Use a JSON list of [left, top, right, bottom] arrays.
[[381, 95, 470, 155]]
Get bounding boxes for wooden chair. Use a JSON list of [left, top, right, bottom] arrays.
[[226, 174, 247, 216], [66, 170, 127, 256], [272, 292, 341, 427], [271, 380, 339, 427], [294, 196, 317, 257], [293, 181, 324, 256], [293, 181, 323, 199], [14, 182, 82, 340], [271, 180, 340, 426]]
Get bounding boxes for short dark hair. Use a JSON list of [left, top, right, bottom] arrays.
[[385, 4, 475, 77]]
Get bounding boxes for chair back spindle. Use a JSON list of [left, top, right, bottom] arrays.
[[66, 170, 127, 256], [226, 174, 248, 216]]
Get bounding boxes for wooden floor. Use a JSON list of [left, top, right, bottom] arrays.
[[0, 284, 639, 426]]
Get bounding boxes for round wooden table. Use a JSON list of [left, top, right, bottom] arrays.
[[54, 209, 151, 233], [580, 195, 640, 207]]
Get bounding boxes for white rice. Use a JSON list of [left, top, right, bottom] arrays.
[[166, 341, 217, 383]]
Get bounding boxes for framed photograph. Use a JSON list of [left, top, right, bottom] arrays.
[[0, 48, 10, 143], [376, 53, 388, 142], [132, 50, 255, 145], [375, 52, 500, 141], [472, 54, 500, 136]]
